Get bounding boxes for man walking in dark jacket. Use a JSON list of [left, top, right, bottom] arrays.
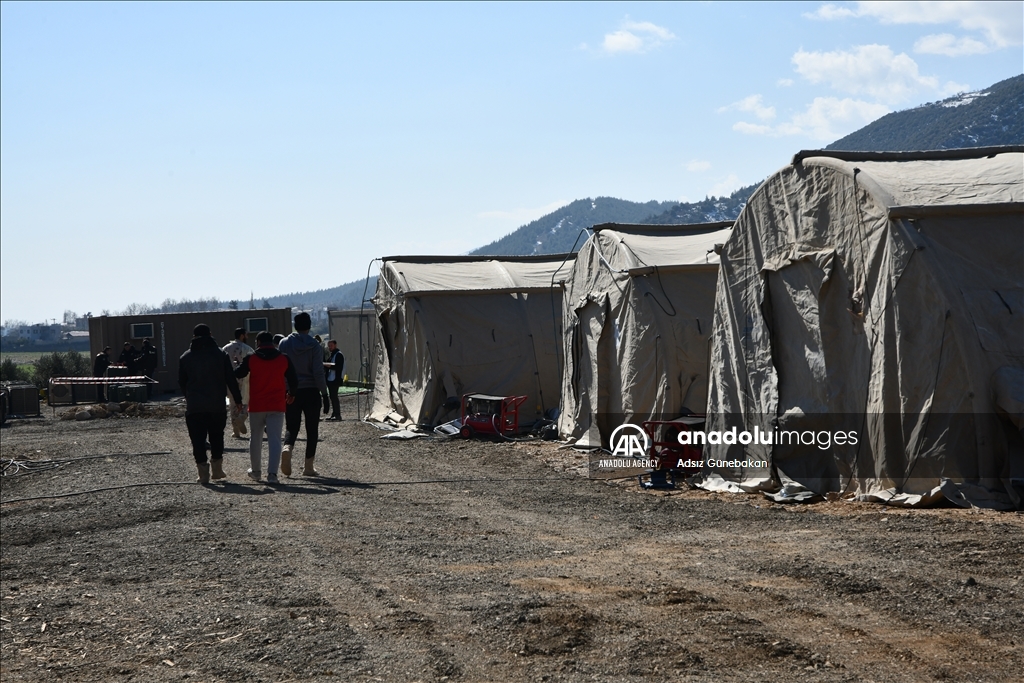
[[279, 312, 329, 477], [179, 324, 244, 483]]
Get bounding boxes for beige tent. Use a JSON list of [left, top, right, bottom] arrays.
[[368, 254, 575, 428], [697, 146, 1024, 509], [558, 222, 733, 447]]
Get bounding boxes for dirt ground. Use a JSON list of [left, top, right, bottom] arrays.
[[1, 395, 1022, 682]]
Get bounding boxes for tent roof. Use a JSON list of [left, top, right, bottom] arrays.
[[589, 221, 733, 270], [796, 146, 1023, 209], [380, 254, 575, 295]]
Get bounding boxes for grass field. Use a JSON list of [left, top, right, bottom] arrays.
[[0, 351, 47, 365]]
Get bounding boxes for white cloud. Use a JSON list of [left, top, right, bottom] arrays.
[[686, 159, 711, 172], [777, 78, 795, 87], [805, 3, 857, 20], [601, 20, 677, 54], [914, 33, 991, 56], [718, 94, 777, 120], [805, 1, 1022, 51], [731, 97, 889, 141], [477, 200, 569, 223], [942, 80, 972, 95], [792, 44, 938, 103], [709, 174, 743, 198], [790, 97, 890, 139], [603, 31, 645, 53]]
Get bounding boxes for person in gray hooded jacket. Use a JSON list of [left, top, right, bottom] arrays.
[[278, 312, 330, 476]]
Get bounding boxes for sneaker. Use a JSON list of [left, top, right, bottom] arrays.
[[246, 469, 261, 482], [267, 473, 279, 484]]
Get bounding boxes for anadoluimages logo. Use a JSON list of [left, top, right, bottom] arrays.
[[609, 424, 649, 457]]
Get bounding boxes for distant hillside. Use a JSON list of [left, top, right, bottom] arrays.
[[471, 197, 675, 256], [261, 278, 375, 312], [828, 74, 1023, 151], [642, 184, 758, 225]]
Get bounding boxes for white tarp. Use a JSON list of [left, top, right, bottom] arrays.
[[696, 147, 1024, 508], [558, 223, 732, 446], [368, 255, 574, 428]]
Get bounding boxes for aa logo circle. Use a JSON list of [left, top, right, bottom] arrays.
[[609, 424, 650, 457]]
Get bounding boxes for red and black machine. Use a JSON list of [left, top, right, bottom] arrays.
[[459, 393, 528, 439], [637, 416, 706, 489]]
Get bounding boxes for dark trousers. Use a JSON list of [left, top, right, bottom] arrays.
[[326, 379, 341, 418], [186, 411, 227, 464], [285, 388, 321, 459]]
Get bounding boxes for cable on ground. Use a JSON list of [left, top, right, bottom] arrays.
[[1, 451, 172, 478]]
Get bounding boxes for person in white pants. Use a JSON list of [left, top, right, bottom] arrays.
[[223, 328, 255, 438]]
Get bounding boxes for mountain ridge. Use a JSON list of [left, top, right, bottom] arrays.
[[165, 74, 1024, 312], [827, 74, 1023, 151]]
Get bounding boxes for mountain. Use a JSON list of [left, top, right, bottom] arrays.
[[641, 184, 758, 225], [279, 194, 755, 309], [827, 74, 1023, 151], [256, 74, 1022, 310], [471, 197, 675, 256], [260, 279, 375, 312]]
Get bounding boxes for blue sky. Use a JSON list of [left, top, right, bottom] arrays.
[[2, 1, 1021, 323]]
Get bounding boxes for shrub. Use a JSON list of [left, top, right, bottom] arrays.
[[33, 351, 90, 389], [1, 356, 32, 383]]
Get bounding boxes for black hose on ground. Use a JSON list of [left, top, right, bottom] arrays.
[[1, 451, 172, 477]]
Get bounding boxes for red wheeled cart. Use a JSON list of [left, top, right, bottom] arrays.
[[637, 416, 706, 489], [459, 393, 528, 439]]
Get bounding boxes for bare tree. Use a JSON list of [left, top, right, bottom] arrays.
[[121, 302, 153, 316]]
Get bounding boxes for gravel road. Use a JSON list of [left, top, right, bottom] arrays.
[[2, 395, 1022, 682]]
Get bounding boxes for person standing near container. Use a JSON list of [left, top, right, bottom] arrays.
[[119, 341, 139, 374], [222, 327, 254, 438], [93, 346, 112, 402], [279, 312, 329, 477], [324, 339, 344, 421], [139, 338, 158, 397], [179, 324, 243, 483], [234, 331, 298, 483]]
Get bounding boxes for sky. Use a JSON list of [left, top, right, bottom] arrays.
[[2, 1, 1021, 324]]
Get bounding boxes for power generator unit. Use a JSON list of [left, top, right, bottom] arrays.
[[459, 393, 528, 439]]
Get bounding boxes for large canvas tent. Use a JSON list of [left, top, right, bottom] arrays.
[[368, 254, 574, 428], [558, 222, 733, 447], [697, 146, 1024, 509]]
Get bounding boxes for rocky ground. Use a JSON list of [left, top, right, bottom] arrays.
[[1, 395, 1022, 682]]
